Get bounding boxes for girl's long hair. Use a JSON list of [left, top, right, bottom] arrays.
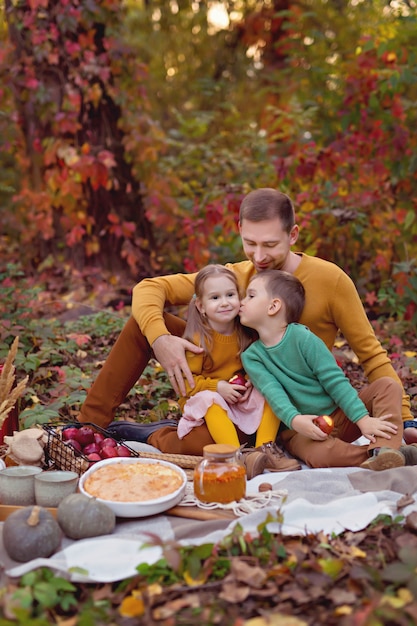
[[183, 264, 254, 369]]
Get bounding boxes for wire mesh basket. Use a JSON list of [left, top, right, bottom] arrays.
[[43, 422, 140, 475], [43, 422, 203, 475]]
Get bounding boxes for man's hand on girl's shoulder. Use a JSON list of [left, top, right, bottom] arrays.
[[152, 335, 203, 395]]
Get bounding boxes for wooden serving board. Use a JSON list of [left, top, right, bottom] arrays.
[[0, 504, 57, 521], [167, 505, 236, 521], [0, 503, 235, 523]]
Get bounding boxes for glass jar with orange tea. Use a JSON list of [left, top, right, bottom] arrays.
[[194, 444, 246, 504]]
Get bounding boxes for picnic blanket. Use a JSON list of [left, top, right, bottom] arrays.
[[2, 464, 417, 584]]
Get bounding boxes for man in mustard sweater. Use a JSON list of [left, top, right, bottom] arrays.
[[78, 188, 413, 455]]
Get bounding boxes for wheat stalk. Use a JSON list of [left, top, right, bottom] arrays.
[[0, 337, 28, 428]]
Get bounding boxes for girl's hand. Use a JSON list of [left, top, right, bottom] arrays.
[[357, 414, 397, 442], [291, 414, 330, 440], [217, 380, 245, 404], [237, 380, 253, 403]]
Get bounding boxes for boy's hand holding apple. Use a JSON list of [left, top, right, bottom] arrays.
[[313, 414, 334, 435], [291, 414, 333, 440]]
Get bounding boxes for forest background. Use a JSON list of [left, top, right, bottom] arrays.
[[2, 2, 417, 624], [0, 0, 417, 427]]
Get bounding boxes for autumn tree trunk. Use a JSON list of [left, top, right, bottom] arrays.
[[3, 0, 157, 278]]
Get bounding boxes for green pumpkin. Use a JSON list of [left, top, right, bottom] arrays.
[[3, 506, 62, 562], [57, 493, 116, 539]]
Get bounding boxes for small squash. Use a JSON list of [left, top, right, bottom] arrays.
[[3, 505, 61, 562], [57, 493, 116, 539]]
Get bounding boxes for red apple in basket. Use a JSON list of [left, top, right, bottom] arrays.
[[117, 444, 132, 457], [101, 437, 117, 448], [229, 373, 247, 392], [313, 414, 334, 435], [100, 445, 119, 459], [86, 453, 102, 462], [76, 426, 95, 446], [83, 442, 101, 456], [65, 438, 82, 454], [93, 432, 105, 445], [62, 427, 81, 442]]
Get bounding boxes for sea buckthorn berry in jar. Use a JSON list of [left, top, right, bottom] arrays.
[[193, 444, 246, 504]]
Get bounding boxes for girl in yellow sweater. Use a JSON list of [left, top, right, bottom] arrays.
[[176, 264, 279, 449]]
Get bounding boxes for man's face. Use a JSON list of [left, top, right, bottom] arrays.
[[239, 217, 298, 273]]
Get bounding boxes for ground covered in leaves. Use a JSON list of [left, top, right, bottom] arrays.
[[3, 514, 417, 625], [2, 271, 417, 625]]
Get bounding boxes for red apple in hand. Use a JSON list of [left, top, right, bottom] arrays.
[[403, 425, 417, 445], [229, 373, 246, 386], [229, 373, 247, 393], [313, 415, 334, 435]]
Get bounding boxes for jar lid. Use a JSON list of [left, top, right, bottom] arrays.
[[203, 444, 239, 457]]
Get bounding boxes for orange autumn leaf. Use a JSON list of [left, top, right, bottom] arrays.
[[118, 592, 145, 618]]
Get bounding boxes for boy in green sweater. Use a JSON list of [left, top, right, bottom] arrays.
[[239, 269, 415, 470]]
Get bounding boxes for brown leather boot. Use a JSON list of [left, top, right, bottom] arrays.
[[259, 441, 301, 472], [241, 442, 301, 476], [360, 446, 405, 471], [243, 451, 269, 479]]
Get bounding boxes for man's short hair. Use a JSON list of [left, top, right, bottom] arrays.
[[239, 188, 295, 233]]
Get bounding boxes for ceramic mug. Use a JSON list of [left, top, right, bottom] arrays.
[[34, 470, 79, 508], [0, 465, 43, 505]]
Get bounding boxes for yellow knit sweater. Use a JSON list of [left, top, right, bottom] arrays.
[[177, 330, 243, 410], [132, 253, 411, 420]]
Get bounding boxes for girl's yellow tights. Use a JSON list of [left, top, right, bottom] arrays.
[[204, 401, 279, 447]]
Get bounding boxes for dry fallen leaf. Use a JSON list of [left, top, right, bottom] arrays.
[[152, 593, 200, 619], [230, 559, 267, 588], [244, 613, 308, 625], [397, 493, 415, 510]]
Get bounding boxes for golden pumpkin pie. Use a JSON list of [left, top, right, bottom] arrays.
[[83, 461, 183, 502]]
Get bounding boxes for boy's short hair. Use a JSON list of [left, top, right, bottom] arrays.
[[251, 269, 305, 323], [239, 188, 295, 233]]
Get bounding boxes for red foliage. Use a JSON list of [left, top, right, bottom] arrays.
[[271, 43, 417, 307], [1, 0, 177, 278]]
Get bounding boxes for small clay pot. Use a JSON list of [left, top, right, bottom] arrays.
[[34, 470, 79, 508], [0, 465, 43, 505]]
